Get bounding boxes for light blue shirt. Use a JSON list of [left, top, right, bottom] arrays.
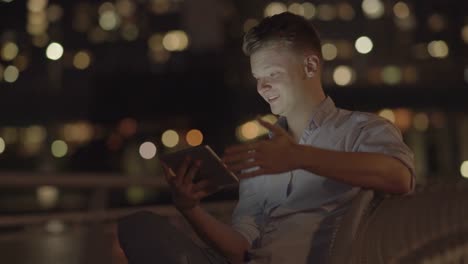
[[230, 97, 415, 263]]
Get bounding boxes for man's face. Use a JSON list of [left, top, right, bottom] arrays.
[[250, 44, 306, 117]]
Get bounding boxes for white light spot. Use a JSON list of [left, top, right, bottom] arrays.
[[362, 0, 385, 19], [46, 42, 64, 60], [461, 161, 468, 178], [139, 141, 157, 159], [355, 36, 373, 54]]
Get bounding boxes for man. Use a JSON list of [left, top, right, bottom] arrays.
[[118, 12, 415, 264]]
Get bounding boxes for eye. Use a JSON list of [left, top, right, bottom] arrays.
[[269, 72, 278, 78]]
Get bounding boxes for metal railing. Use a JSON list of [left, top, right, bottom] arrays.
[[0, 172, 236, 229]]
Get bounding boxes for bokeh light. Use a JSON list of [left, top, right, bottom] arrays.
[[427, 14, 446, 32], [98, 2, 115, 14], [378, 109, 396, 123], [63, 121, 93, 143], [162, 30, 189, 52], [393, 2, 410, 19], [317, 4, 337, 21], [2, 127, 18, 144], [462, 25, 468, 44], [121, 23, 139, 41], [116, 0, 135, 17], [148, 33, 164, 52], [4, 65, 19, 83], [27, 0, 48, 12], [118, 118, 137, 137], [413, 113, 429, 131], [46, 42, 64, 60], [427, 40, 449, 58], [335, 40, 354, 59], [13, 55, 29, 71], [24, 125, 47, 145], [99, 10, 120, 31], [47, 4, 63, 22], [322, 43, 338, 61], [161, 130, 179, 148], [186, 129, 203, 147], [402, 65, 419, 84], [337, 2, 355, 21], [73, 50, 91, 70], [355, 36, 373, 54], [382, 66, 402, 85], [46, 220, 65, 234], [362, 0, 385, 19], [36, 185, 59, 209], [241, 121, 259, 140], [302, 3, 316, 19], [126, 186, 145, 204], [150, 0, 170, 14], [461, 161, 468, 178], [139, 142, 157, 159], [395, 14, 417, 31], [264, 2, 287, 17], [394, 108, 413, 132], [288, 3, 304, 17], [333, 65, 355, 86], [1, 42, 19, 61], [262, 114, 278, 124], [0, 137, 5, 154], [51, 140, 68, 158]]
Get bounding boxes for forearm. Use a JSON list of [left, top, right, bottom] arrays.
[[293, 144, 412, 194], [180, 205, 250, 263]]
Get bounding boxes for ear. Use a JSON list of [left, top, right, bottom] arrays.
[[303, 55, 320, 78]]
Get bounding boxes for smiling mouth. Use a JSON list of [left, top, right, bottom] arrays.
[[267, 95, 279, 103]]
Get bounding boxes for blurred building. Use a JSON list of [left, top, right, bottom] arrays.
[[0, 0, 467, 219]]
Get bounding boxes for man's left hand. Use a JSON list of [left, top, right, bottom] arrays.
[[222, 118, 299, 179]]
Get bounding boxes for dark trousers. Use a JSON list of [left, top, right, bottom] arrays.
[[117, 211, 232, 264]]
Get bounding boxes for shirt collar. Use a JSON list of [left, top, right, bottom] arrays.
[[307, 96, 336, 130], [274, 96, 336, 132]]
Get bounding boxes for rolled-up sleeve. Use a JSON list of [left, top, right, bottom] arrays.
[[231, 176, 265, 246], [351, 115, 416, 191]]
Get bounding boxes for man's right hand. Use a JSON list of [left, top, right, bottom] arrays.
[[161, 156, 218, 213]]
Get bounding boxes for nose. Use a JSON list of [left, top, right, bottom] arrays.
[[257, 78, 271, 93]]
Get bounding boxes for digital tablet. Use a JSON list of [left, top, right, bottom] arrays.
[[159, 145, 239, 189]]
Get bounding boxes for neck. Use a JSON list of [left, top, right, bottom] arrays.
[[285, 86, 326, 142]]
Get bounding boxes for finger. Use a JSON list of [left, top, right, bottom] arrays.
[[161, 162, 176, 183], [224, 142, 260, 155], [194, 190, 210, 200], [176, 156, 192, 185], [193, 179, 211, 191], [227, 161, 263, 174], [222, 151, 256, 164], [184, 160, 202, 185], [194, 180, 220, 197], [238, 168, 266, 179], [256, 117, 286, 136]]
